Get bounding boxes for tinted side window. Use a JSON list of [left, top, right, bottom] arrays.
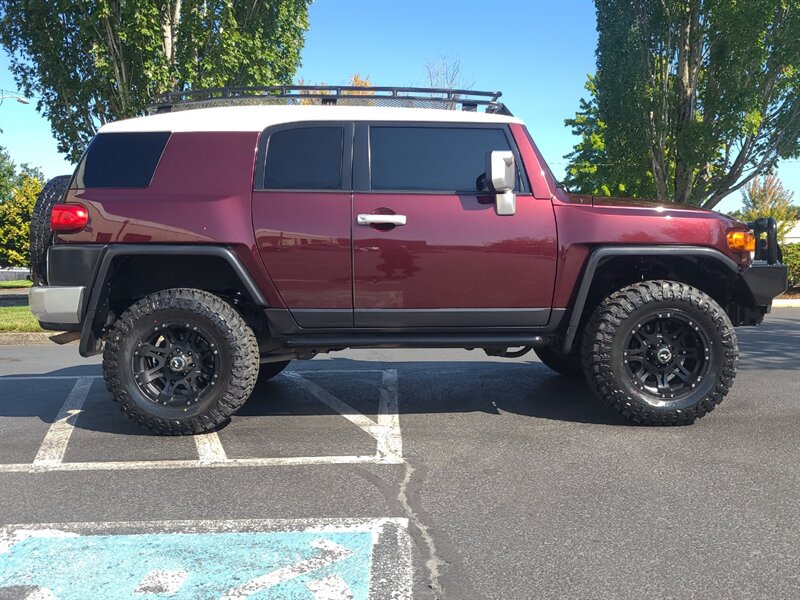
[[75, 132, 170, 188], [264, 127, 343, 190], [370, 126, 513, 192]]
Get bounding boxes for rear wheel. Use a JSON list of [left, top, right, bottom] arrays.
[[103, 288, 260, 435], [29, 175, 71, 285], [534, 346, 582, 377], [582, 280, 738, 425]]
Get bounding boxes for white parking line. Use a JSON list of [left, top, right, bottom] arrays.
[[32, 378, 93, 467], [194, 432, 228, 462], [0, 368, 404, 473], [287, 370, 402, 462], [377, 370, 403, 459]]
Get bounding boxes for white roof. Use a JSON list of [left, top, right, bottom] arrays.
[[100, 104, 522, 134]]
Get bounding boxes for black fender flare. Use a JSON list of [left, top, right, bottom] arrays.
[[79, 244, 268, 356], [561, 245, 740, 353]]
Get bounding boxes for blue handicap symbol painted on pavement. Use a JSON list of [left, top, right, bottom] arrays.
[[0, 528, 374, 599]]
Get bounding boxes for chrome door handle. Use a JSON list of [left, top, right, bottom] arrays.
[[357, 214, 407, 226]]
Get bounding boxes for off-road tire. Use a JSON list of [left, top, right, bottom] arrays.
[[103, 288, 260, 435], [534, 346, 582, 377], [258, 360, 291, 382], [581, 280, 738, 425], [29, 175, 71, 285]]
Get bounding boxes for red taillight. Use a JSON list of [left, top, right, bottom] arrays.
[[50, 204, 88, 233]]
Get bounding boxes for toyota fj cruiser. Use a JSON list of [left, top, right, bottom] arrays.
[[28, 86, 788, 434]]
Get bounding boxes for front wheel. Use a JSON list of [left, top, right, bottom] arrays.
[[103, 288, 260, 435], [582, 280, 738, 425]]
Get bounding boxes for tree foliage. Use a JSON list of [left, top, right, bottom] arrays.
[[565, 0, 800, 208], [0, 148, 43, 267], [296, 73, 374, 104], [738, 174, 797, 242], [0, 0, 312, 161], [563, 75, 654, 196]]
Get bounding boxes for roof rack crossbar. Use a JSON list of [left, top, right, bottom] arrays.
[[147, 85, 511, 115]]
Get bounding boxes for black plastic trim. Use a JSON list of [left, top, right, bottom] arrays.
[[39, 321, 81, 332], [741, 262, 788, 305], [78, 244, 268, 357], [749, 217, 780, 264], [263, 307, 566, 338], [354, 308, 549, 328], [253, 121, 354, 192], [561, 246, 741, 353], [47, 244, 105, 294]]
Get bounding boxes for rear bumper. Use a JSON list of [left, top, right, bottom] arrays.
[[29, 286, 85, 329], [741, 261, 788, 306]]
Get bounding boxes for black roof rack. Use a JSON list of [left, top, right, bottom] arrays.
[[147, 86, 512, 116]]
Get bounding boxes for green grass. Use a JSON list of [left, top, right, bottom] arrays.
[[0, 279, 32, 289], [0, 305, 42, 332]]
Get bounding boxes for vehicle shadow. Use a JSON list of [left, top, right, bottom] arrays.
[[2, 311, 793, 436], [0, 359, 631, 437]]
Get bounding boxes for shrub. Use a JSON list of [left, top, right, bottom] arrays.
[[782, 243, 800, 289]]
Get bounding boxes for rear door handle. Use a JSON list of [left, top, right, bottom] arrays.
[[357, 214, 407, 226]]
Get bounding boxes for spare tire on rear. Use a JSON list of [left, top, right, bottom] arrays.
[[29, 175, 72, 285]]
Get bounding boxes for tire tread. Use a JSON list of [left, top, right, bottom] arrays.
[[102, 288, 260, 435], [581, 280, 738, 426]]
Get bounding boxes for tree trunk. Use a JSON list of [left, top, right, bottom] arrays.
[[161, 0, 181, 91], [673, 2, 701, 204]]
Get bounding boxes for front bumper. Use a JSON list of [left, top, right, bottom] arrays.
[[29, 286, 85, 327], [741, 261, 788, 306]]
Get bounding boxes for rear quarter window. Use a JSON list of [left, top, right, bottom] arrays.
[[73, 131, 170, 188]]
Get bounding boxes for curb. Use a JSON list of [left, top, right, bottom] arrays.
[[0, 332, 63, 345], [773, 299, 800, 307]]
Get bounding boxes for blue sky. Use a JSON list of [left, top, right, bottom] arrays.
[[0, 0, 797, 213]]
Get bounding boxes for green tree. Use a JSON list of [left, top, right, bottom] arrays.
[[1, 146, 45, 266], [563, 75, 655, 196], [0, 0, 312, 161], [0, 147, 43, 203], [739, 174, 798, 242], [566, 0, 800, 208]]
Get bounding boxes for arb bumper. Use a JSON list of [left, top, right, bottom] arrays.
[[741, 262, 788, 307]]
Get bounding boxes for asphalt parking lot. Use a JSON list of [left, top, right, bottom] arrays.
[[1, 308, 798, 599]]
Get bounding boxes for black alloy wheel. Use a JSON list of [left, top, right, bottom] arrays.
[[132, 324, 219, 408], [103, 288, 260, 435], [622, 312, 710, 401], [582, 280, 738, 425]]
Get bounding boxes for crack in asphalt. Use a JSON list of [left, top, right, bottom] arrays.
[[397, 460, 447, 599]]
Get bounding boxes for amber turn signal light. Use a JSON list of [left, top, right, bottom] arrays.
[[50, 204, 88, 233], [727, 230, 756, 253]]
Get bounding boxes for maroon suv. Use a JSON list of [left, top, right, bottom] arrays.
[[28, 87, 788, 434]]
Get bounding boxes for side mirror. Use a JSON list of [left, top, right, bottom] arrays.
[[485, 151, 516, 216]]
